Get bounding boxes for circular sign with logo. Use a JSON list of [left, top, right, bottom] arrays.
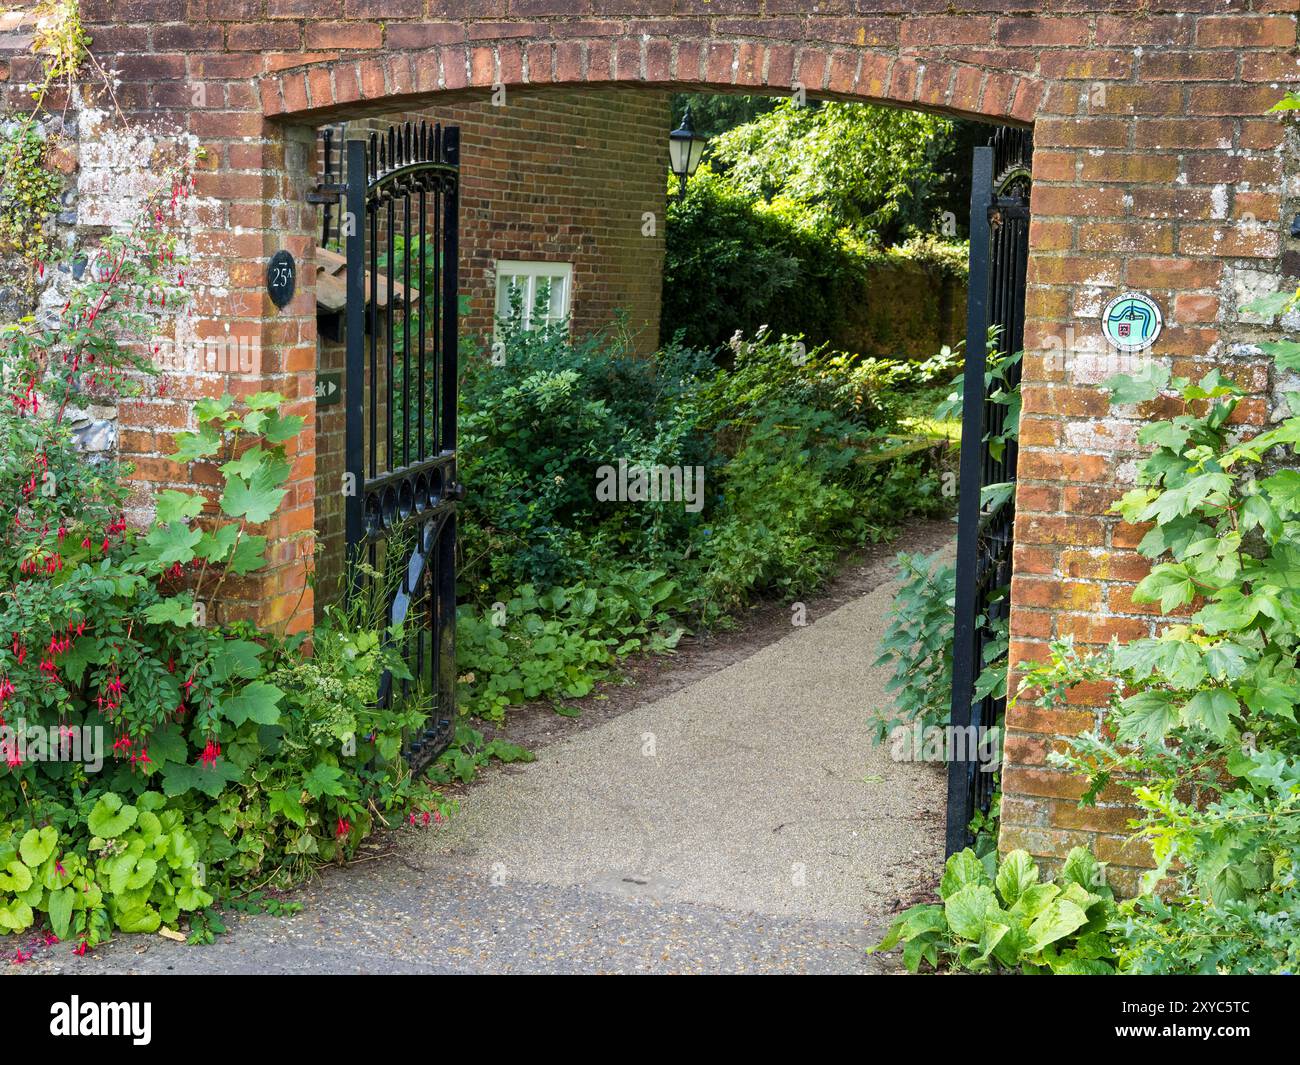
[[1101, 291, 1163, 352]]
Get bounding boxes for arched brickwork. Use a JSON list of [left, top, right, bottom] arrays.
[[5, 4, 1295, 887]]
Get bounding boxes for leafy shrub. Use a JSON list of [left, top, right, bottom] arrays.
[[662, 169, 967, 356], [1018, 313, 1300, 974], [871, 847, 1118, 974]]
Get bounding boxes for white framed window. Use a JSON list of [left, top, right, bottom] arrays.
[[494, 260, 572, 334]]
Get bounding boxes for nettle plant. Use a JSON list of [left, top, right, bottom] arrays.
[[1019, 315, 1300, 973]]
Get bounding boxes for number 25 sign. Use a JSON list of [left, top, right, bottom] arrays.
[[266, 250, 296, 310]]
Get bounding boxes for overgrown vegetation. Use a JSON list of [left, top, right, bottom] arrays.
[[1020, 335, 1300, 975], [455, 307, 958, 720], [0, 175, 448, 951]]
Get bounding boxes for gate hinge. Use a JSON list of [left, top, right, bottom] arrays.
[[307, 182, 347, 205], [988, 197, 1029, 224]]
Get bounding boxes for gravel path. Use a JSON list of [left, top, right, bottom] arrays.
[[18, 527, 953, 975]]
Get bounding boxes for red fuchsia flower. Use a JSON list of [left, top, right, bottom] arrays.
[[2, 741, 21, 769], [199, 738, 220, 768], [81, 537, 91, 550], [0, 677, 14, 702], [12, 948, 31, 965], [43, 932, 58, 947], [129, 747, 150, 769], [112, 735, 132, 757], [74, 940, 87, 957], [336, 818, 351, 840], [55, 859, 66, 879], [408, 812, 417, 826], [57, 525, 66, 543]]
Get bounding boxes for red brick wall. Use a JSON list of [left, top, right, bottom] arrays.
[[359, 86, 669, 354], [7, 3, 1294, 884]]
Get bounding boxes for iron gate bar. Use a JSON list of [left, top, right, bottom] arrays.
[[946, 127, 1032, 856]]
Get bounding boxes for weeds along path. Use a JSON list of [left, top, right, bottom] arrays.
[[24, 522, 954, 975]]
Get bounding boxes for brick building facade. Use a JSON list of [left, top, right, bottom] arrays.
[[2, 2, 1297, 887]]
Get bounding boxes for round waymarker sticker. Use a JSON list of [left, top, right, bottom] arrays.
[[1101, 291, 1162, 353]]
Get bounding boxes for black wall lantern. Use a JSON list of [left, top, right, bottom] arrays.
[[668, 105, 707, 202]]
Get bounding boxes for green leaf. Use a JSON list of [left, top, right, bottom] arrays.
[[87, 793, 138, 838], [47, 887, 74, 940], [155, 489, 204, 523], [143, 521, 203, 567], [115, 904, 161, 934], [1241, 291, 1295, 319], [1026, 899, 1088, 953], [143, 596, 195, 628], [944, 883, 998, 941], [1103, 362, 1169, 405], [219, 445, 267, 481], [1117, 690, 1179, 745], [1061, 848, 1106, 894], [244, 391, 285, 411], [220, 467, 289, 525], [1181, 688, 1237, 741], [221, 681, 283, 726], [18, 826, 56, 867], [0, 860, 33, 893], [304, 762, 347, 799], [226, 534, 269, 575], [994, 850, 1038, 907], [269, 790, 307, 827], [209, 640, 265, 683], [261, 410, 305, 444], [939, 848, 991, 897], [169, 424, 221, 463]]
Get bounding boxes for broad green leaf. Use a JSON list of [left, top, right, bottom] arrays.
[[944, 883, 998, 941], [1061, 848, 1107, 894], [939, 848, 991, 897], [220, 467, 288, 525], [18, 827, 56, 867], [221, 681, 283, 726], [87, 793, 137, 839], [1181, 688, 1237, 741], [1103, 362, 1169, 404], [47, 887, 74, 940], [143, 521, 203, 567], [0, 860, 33, 893], [226, 534, 269, 575], [155, 489, 204, 523], [1026, 899, 1088, 953], [143, 596, 195, 628], [994, 850, 1038, 907], [269, 790, 307, 827], [303, 762, 347, 799], [1117, 690, 1179, 745]]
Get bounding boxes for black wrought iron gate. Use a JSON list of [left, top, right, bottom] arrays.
[[945, 126, 1032, 855], [336, 121, 462, 770]]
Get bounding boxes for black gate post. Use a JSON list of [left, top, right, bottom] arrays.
[[343, 138, 367, 565], [435, 127, 461, 736], [946, 144, 994, 857]]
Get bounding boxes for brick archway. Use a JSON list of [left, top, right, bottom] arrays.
[[258, 37, 1042, 127], [40, 6, 1295, 887]]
